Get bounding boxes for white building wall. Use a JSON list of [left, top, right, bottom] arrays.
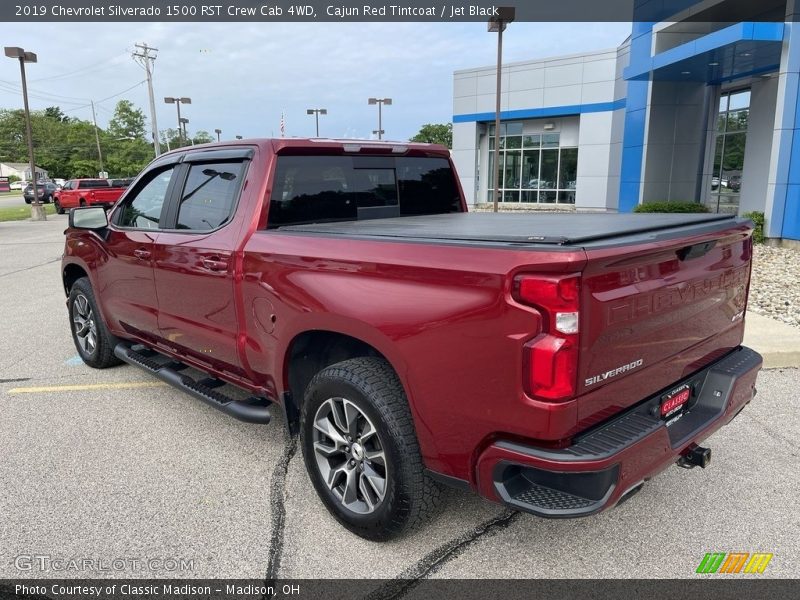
[[452, 48, 623, 209], [451, 121, 479, 203], [740, 76, 779, 214]]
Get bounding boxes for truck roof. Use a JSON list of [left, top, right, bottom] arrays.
[[157, 138, 451, 159]]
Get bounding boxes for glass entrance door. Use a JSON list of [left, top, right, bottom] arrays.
[[707, 89, 749, 213]]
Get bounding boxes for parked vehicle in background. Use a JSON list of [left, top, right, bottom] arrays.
[[62, 138, 762, 540], [54, 179, 128, 214], [728, 175, 741, 191], [54, 178, 66, 188], [10, 180, 26, 191], [23, 181, 58, 204], [110, 177, 135, 188]]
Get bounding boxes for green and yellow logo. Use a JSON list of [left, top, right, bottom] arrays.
[[696, 552, 773, 574]]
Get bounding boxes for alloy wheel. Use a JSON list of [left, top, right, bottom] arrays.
[[312, 397, 388, 514], [72, 294, 97, 355]]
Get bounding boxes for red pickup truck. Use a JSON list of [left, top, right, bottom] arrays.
[[54, 178, 129, 214], [61, 139, 762, 540]]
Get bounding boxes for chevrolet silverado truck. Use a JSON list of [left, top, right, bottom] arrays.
[[61, 138, 762, 540], [54, 178, 128, 214]]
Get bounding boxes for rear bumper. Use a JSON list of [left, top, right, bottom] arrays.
[[475, 346, 762, 518]]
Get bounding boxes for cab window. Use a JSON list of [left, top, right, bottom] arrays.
[[174, 161, 245, 231], [115, 166, 176, 229]]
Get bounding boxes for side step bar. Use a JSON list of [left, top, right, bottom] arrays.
[[114, 343, 271, 424]]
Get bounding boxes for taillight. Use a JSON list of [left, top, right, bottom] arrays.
[[514, 274, 580, 402]]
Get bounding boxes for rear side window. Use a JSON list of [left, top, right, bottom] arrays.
[[78, 179, 110, 189], [267, 155, 460, 228], [175, 162, 244, 231]]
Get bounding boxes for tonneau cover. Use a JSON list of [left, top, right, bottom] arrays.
[[278, 212, 737, 246]]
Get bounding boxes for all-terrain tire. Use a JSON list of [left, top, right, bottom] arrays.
[[67, 277, 122, 369], [300, 357, 443, 540]]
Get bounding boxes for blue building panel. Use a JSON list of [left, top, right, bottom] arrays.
[[782, 185, 800, 239], [452, 100, 626, 124]]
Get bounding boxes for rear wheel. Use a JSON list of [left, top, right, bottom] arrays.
[[301, 357, 442, 540], [68, 277, 122, 369]]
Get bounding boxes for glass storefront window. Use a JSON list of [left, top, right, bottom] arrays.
[[542, 133, 560, 148], [540, 150, 559, 189], [559, 148, 578, 190], [707, 89, 749, 213], [487, 122, 579, 204]]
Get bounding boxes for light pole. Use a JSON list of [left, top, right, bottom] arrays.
[[235, 135, 243, 140], [5, 46, 45, 221], [214, 128, 222, 142], [179, 117, 190, 144], [306, 108, 327, 137], [164, 96, 191, 144], [368, 97, 392, 140], [488, 7, 515, 212]]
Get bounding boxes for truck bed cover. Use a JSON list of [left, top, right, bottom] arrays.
[[278, 212, 740, 247]]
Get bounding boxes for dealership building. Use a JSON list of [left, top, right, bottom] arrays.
[[451, 0, 800, 242]]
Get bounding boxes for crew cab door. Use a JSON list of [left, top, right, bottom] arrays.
[[99, 162, 181, 339], [151, 149, 251, 377]]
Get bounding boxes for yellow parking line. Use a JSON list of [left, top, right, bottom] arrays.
[[7, 382, 168, 394]]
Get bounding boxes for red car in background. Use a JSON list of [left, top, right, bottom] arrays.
[[54, 178, 129, 214]]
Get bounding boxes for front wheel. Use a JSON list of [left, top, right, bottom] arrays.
[[301, 357, 442, 540], [54, 200, 64, 214], [68, 277, 122, 369]]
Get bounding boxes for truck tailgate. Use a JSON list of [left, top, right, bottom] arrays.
[[576, 220, 753, 420]]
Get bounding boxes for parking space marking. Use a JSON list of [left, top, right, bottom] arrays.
[[6, 381, 168, 394]]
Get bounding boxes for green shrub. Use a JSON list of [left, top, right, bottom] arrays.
[[634, 202, 709, 213], [742, 211, 765, 244]]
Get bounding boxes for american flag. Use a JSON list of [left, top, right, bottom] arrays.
[[280, 112, 285, 137]]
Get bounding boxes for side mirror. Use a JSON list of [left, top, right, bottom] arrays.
[[69, 206, 108, 230]]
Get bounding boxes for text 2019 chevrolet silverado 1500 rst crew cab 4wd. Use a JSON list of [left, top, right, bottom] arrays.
[[62, 139, 762, 540]]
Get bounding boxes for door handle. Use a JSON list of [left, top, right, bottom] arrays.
[[133, 248, 151, 260], [202, 257, 229, 271]]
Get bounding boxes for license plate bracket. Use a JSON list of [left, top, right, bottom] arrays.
[[660, 384, 691, 424]]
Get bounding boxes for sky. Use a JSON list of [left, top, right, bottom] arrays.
[[0, 22, 631, 142]]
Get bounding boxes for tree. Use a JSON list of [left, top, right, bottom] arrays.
[[410, 123, 452, 148], [44, 106, 70, 123], [192, 130, 213, 145], [0, 100, 154, 179], [107, 100, 146, 141]]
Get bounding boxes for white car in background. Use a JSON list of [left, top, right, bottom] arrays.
[[9, 180, 26, 191]]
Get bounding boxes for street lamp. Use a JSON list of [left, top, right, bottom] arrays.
[[164, 96, 191, 144], [179, 117, 190, 144], [306, 108, 327, 137], [214, 128, 222, 142], [235, 135, 243, 140], [368, 97, 392, 140], [488, 7, 515, 212], [4, 46, 44, 221]]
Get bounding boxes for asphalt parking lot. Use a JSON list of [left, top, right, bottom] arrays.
[[1, 216, 798, 581]]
